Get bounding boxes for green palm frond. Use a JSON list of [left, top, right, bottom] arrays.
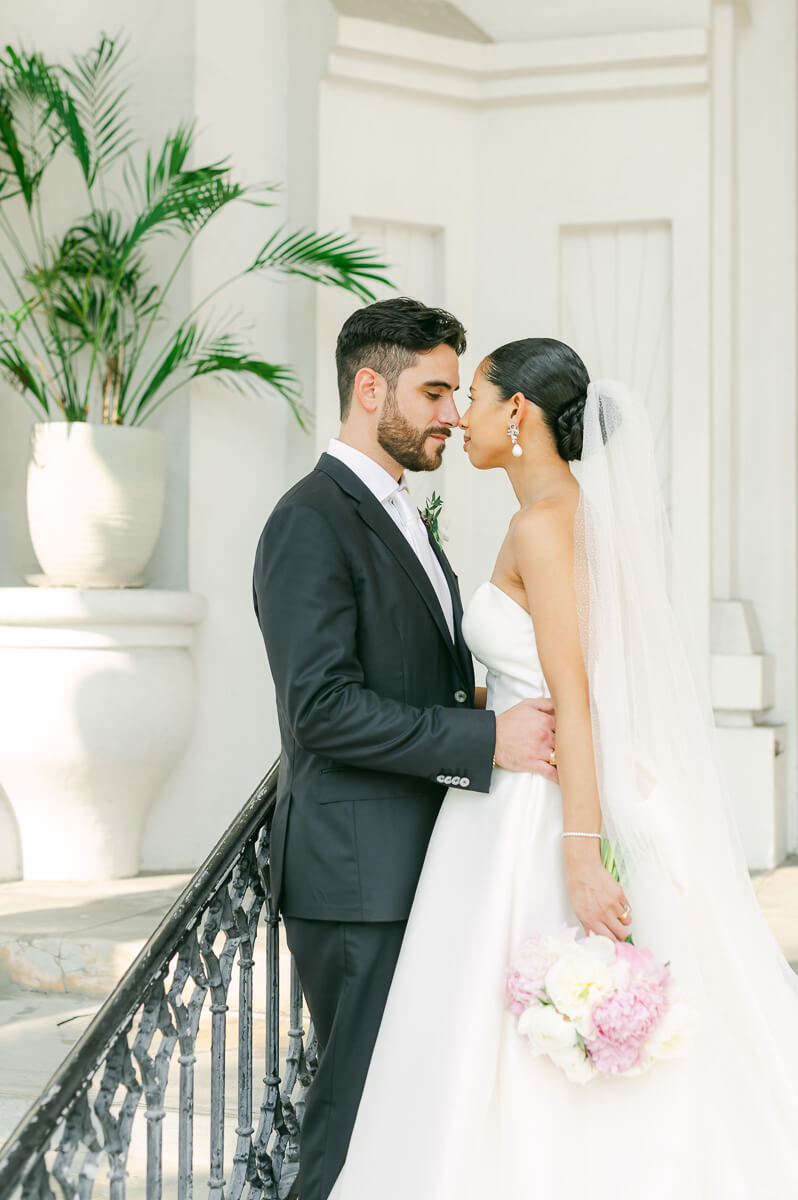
[[125, 319, 200, 421], [2, 46, 90, 185], [27, 210, 157, 350], [191, 353, 303, 427], [248, 227, 394, 303], [126, 172, 247, 247], [0, 89, 36, 204], [49, 211, 155, 310], [0, 47, 64, 206], [121, 124, 249, 248], [64, 32, 134, 184], [127, 318, 304, 427], [0, 297, 36, 328], [142, 121, 197, 200], [0, 339, 50, 413]]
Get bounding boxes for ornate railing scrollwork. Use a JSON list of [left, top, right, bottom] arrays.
[[0, 762, 318, 1199]]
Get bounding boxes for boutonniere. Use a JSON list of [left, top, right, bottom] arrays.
[[420, 492, 447, 547]]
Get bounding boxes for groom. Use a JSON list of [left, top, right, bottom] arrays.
[[253, 297, 556, 1200]]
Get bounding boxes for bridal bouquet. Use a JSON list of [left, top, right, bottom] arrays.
[[506, 929, 692, 1084]]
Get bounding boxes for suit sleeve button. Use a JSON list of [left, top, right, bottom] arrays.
[[460, 777, 470, 787], [436, 774, 445, 783], [454, 689, 467, 703], [452, 775, 461, 785], [444, 775, 453, 784]]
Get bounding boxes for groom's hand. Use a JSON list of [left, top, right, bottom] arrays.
[[494, 698, 557, 780]]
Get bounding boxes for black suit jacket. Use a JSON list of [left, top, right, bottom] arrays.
[[253, 452, 496, 921]]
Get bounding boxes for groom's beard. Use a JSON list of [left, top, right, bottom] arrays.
[[377, 396, 450, 472]]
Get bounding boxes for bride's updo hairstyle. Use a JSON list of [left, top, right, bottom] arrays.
[[482, 337, 590, 461]]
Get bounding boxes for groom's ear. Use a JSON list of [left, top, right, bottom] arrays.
[[352, 367, 385, 415]]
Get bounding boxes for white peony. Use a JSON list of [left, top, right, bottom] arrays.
[[518, 1003, 579, 1056], [580, 932, 617, 964], [549, 1043, 596, 1085], [543, 927, 582, 957], [544, 942, 615, 1037], [644, 1000, 695, 1062]]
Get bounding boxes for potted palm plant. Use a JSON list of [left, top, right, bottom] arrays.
[[0, 34, 390, 586]]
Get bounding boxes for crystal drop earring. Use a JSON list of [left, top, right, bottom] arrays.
[[507, 422, 523, 457]]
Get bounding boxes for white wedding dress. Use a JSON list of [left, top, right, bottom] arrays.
[[329, 579, 798, 1200]]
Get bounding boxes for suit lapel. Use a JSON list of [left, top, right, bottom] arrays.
[[317, 454, 467, 680], [427, 529, 474, 687]]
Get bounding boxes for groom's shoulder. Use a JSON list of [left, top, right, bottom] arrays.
[[261, 457, 357, 548], [272, 455, 352, 518]]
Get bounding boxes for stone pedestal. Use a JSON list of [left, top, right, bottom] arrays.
[[712, 599, 787, 869], [0, 588, 206, 880]]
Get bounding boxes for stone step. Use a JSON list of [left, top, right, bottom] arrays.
[[0, 989, 101, 1146], [0, 873, 297, 1021], [0, 874, 191, 996], [751, 857, 798, 966]]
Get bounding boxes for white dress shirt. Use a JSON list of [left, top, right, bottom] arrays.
[[326, 438, 455, 641]]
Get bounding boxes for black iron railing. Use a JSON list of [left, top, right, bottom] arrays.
[[0, 761, 317, 1199]]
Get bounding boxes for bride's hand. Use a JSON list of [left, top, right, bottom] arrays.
[[562, 840, 631, 942]]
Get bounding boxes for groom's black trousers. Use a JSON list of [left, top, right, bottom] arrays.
[[283, 916, 407, 1200]]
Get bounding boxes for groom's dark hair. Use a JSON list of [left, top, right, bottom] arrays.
[[336, 297, 467, 419]]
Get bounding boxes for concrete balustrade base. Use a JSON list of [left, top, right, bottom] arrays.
[[0, 588, 207, 881]]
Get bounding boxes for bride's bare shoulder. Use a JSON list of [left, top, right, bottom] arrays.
[[511, 484, 580, 558]]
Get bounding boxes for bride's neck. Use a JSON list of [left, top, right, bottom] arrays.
[[505, 445, 572, 508]]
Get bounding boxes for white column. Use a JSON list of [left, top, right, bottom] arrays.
[[710, 0, 739, 600], [734, 0, 798, 850], [141, 0, 295, 868]]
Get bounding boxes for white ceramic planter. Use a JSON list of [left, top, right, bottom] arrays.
[[0, 588, 206, 880], [27, 422, 166, 587]]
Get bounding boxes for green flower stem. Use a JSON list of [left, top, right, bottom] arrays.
[[600, 837, 619, 880], [601, 836, 634, 944]]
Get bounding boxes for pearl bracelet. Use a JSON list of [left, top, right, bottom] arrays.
[[561, 831, 602, 839]]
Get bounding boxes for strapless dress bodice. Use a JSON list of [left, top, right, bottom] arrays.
[[461, 581, 548, 714]]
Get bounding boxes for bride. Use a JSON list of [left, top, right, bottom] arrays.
[[328, 338, 798, 1198]]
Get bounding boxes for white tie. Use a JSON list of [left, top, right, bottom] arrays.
[[390, 485, 455, 642]]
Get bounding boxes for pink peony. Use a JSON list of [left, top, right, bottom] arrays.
[[506, 937, 560, 1015], [614, 941, 670, 987], [505, 969, 538, 1017], [585, 1035, 644, 1075], [586, 978, 670, 1075]]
